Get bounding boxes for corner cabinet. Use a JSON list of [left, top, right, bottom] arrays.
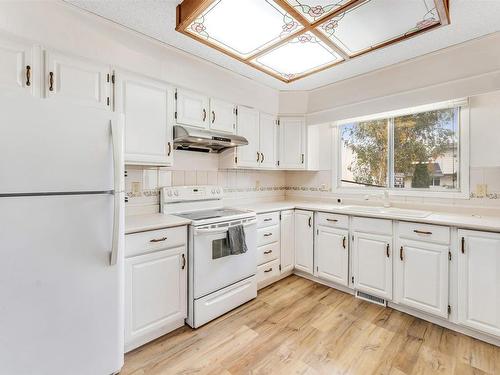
[[278, 117, 306, 170], [457, 230, 500, 337], [115, 70, 174, 166], [294, 210, 314, 274], [280, 210, 295, 273]]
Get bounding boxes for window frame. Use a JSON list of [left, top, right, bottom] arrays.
[[331, 99, 470, 199]]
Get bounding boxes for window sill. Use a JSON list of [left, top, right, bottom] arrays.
[[332, 186, 470, 200]]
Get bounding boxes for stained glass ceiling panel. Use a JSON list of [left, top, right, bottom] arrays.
[[283, 0, 352, 23], [186, 0, 303, 58], [251, 32, 343, 81], [319, 0, 441, 56]]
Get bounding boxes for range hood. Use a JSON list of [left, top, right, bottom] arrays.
[[173, 125, 248, 153]]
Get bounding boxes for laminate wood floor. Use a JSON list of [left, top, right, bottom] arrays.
[[122, 275, 500, 375]]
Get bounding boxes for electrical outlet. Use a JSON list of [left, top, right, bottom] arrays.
[[131, 182, 141, 194], [255, 180, 261, 189], [476, 184, 488, 197], [320, 183, 326, 191]]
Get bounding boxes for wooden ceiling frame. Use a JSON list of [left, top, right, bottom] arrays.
[[176, 0, 451, 83]]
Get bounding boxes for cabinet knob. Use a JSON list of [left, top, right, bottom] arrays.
[[264, 250, 273, 254], [202, 108, 207, 122], [212, 110, 216, 124], [264, 268, 273, 273], [386, 243, 390, 258], [48, 71, 54, 92], [400, 246, 404, 261], [181, 254, 186, 270], [150, 237, 167, 243], [342, 236, 346, 249]]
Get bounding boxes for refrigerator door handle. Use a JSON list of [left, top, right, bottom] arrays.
[[110, 117, 124, 266]]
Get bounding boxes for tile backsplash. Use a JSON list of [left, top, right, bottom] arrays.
[[126, 151, 500, 215]]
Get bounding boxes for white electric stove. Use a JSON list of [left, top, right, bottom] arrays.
[[161, 186, 257, 328]]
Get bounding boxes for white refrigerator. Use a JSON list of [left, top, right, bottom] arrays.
[[0, 92, 125, 375]]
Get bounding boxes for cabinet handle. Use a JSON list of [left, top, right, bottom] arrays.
[[264, 268, 273, 273], [308, 217, 312, 227], [257, 151, 260, 162], [263, 233, 272, 237], [26, 65, 31, 86], [263, 218, 272, 222], [167, 142, 172, 156], [342, 236, 346, 249], [386, 243, 390, 258], [48, 71, 54, 91], [301, 153, 304, 164], [150, 237, 167, 243], [414, 230, 432, 235], [264, 250, 273, 254], [181, 254, 186, 270], [400, 246, 404, 261], [202, 108, 207, 122], [212, 110, 215, 124], [261, 152, 264, 163], [326, 218, 338, 223], [461, 237, 465, 254]]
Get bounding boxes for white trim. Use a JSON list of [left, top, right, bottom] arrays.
[[332, 104, 470, 199], [331, 98, 469, 127]]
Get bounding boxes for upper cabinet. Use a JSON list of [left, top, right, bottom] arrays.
[[44, 49, 111, 110], [116, 69, 174, 166], [219, 107, 278, 170], [0, 36, 35, 96], [175, 88, 209, 129], [259, 113, 278, 169], [209, 98, 236, 133], [175, 89, 236, 134], [234, 106, 260, 168], [278, 117, 306, 170]]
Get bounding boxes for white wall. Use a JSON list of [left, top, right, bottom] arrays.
[[0, 0, 279, 114]]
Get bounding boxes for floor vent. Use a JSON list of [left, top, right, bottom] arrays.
[[355, 290, 387, 307]]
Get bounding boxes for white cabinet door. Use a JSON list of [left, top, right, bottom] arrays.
[[44, 49, 110, 109], [457, 230, 500, 337], [209, 98, 236, 134], [259, 113, 278, 169], [125, 246, 187, 351], [0, 36, 34, 95], [395, 239, 449, 317], [236, 106, 260, 168], [280, 210, 295, 273], [353, 232, 392, 300], [294, 210, 314, 274], [175, 88, 209, 129], [116, 70, 174, 166], [279, 117, 305, 169], [316, 226, 349, 286]]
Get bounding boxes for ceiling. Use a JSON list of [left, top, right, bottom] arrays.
[[65, 0, 500, 91]]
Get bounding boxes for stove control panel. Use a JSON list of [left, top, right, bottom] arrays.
[[161, 185, 223, 203]]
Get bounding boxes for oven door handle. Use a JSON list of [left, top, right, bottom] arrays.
[[194, 219, 256, 235]]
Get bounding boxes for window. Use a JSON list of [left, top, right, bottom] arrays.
[[335, 100, 468, 197]]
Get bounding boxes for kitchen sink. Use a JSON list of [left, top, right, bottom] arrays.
[[342, 205, 431, 218]]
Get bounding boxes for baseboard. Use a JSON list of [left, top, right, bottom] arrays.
[[258, 270, 293, 290], [124, 318, 185, 353], [293, 270, 355, 296]]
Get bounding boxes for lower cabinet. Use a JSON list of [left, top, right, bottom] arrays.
[[457, 230, 500, 337], [315, 225, 349, 286], [394, 239, 449, 318], [124, 227, 187, 352], [294, 210, 314, 274], [280, 210, 295, 273], [352, 231, 393, 300]]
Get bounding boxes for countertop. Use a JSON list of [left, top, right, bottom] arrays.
[[231, 200, 500, 232], [126, 200, 500, 234], [125, 213, 191, 234]]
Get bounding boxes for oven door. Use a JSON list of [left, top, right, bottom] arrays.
[[192, 217, 257, 299]]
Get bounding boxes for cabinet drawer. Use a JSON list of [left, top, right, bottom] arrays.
[[316, 212, 348, 229], [257, 259, 280, 287], [257, 211, 280, 228], [352, 217, 392, 235], [398, 222, 450, 244], [125, 226, 187, 258], [257, 225, 279, 246], [257, 242, 279, 265]]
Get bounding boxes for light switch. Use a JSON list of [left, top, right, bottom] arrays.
[[131, 182, 141, 194], [476, 184, 488, 197]]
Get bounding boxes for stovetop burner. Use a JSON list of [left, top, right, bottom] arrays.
[[175, 208, 249, 221]]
